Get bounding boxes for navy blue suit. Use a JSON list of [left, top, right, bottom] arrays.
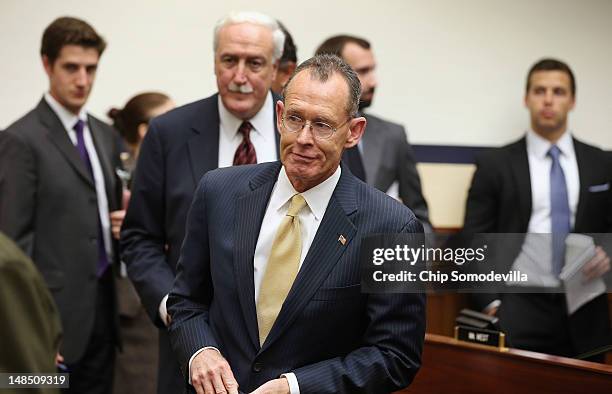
[[168, 162, 425, 393], [121, 93, 280, 393]]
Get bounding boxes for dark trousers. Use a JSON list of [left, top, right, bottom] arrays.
[[64, 271, 116, 394], [499, 292, 610, 360]]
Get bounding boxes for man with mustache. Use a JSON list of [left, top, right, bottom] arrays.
[[464, 58, 611, 360], [316, 35, 430, 230], [121, 11, 283, 394]]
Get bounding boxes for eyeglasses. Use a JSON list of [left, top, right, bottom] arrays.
[[281, 114, 351, 139]]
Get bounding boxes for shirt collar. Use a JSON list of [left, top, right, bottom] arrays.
[[271, 165, 342, 221], [526, 128, 574, 159], [218, 91, 274, 141], [44, 92, 87, 132]]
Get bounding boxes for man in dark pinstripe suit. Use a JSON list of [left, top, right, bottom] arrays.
[[168, 55, 425, 394]]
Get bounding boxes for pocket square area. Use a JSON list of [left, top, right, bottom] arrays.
[[588, 183, 610, 192]]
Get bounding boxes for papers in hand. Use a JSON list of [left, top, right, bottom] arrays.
[[560, 234, 606, 315]]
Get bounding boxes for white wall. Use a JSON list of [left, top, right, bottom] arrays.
[[1, 0, 611, 148]]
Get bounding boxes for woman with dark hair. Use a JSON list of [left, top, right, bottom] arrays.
[[108, 92, 174, 173], [107, 92, 174, 394]]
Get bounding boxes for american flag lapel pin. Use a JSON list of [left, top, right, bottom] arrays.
[[338, 234, 347, 245]]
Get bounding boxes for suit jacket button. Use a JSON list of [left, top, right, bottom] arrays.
[[252, 362, 263, 373]]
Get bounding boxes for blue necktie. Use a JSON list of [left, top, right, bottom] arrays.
[[548, 145, 570, 276], [74, 119, 110, 277]]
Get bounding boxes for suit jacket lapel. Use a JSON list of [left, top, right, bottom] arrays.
[[573, 138, 590, 231], [510, 138, 532, 232], [362, 114, 383, 184], [260, 165, 358, 351], [187, 96, 220, 186], [38, 99, 95, 188], [234, 162, 282, 350]]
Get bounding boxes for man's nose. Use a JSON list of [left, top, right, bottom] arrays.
[[367, 72, 378, 90], [295, 122, 315, 144], [233, 61, 248, 84], [543, 90, 554, 104], [75, 67, 88, 86]]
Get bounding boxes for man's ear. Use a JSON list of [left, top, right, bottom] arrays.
[[275, 100, 285, 134], [284, 62, 297, 77], [569, 95, 576, 112], [344, 116, 366, 149], [42, 55, 53, 77]]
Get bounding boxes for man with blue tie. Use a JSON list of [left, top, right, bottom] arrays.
[[0, 17, 123, 392], [464, 59, 611, 360], [168, 54, 425, 394]]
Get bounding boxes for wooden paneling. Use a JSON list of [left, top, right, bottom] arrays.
[[398, 334, 612, 394]]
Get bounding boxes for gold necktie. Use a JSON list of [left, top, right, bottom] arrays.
[[257, 194, 308, 345]]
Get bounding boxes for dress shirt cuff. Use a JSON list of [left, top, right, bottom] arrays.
[[158, 294, 169, 326], [188, 347, 221, 385], [281, 373, 300, 394]]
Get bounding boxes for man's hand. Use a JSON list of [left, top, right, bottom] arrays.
[[250, 378, 290, 394], [55, 352, 64, 367], [110, 189, 131, 240], [191, 349, 239, 394], [110, 210, 126, 240], [582, 246, 611, 282]]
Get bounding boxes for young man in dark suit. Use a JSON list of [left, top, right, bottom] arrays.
[[464, 58, 611, 360], [168, 54, 425, 394], [315, 35, 431, 230], [0, 17, 123, 393], [120, 11, 284, 394]]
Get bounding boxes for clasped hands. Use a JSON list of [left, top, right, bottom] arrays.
[[191, 349, 289, 394]]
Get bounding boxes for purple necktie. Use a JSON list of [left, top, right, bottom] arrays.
[[548, 145, 570, 277], [74, 119, 110, 277]]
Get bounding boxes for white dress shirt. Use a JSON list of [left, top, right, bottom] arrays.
[[189, 166, 342, 394], [526, 129, 580, 232], [44, 92, 113, 262], [217, 92, 278, 168], [508, 129, 580, 286]]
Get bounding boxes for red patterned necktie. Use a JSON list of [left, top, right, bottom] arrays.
[[233, 121, 257, 165]]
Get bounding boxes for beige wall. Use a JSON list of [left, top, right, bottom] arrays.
[[1, 0, 611, 150]]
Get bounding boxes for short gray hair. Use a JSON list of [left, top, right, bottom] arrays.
[[213, 11, 285, 61], [282, 54, 362, 117]]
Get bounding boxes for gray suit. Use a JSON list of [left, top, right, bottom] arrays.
[[347, 113, 430, 229], [0, 98, 122, 365]]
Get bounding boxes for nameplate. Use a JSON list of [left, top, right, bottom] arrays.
[[455, 325, 506, 349]]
